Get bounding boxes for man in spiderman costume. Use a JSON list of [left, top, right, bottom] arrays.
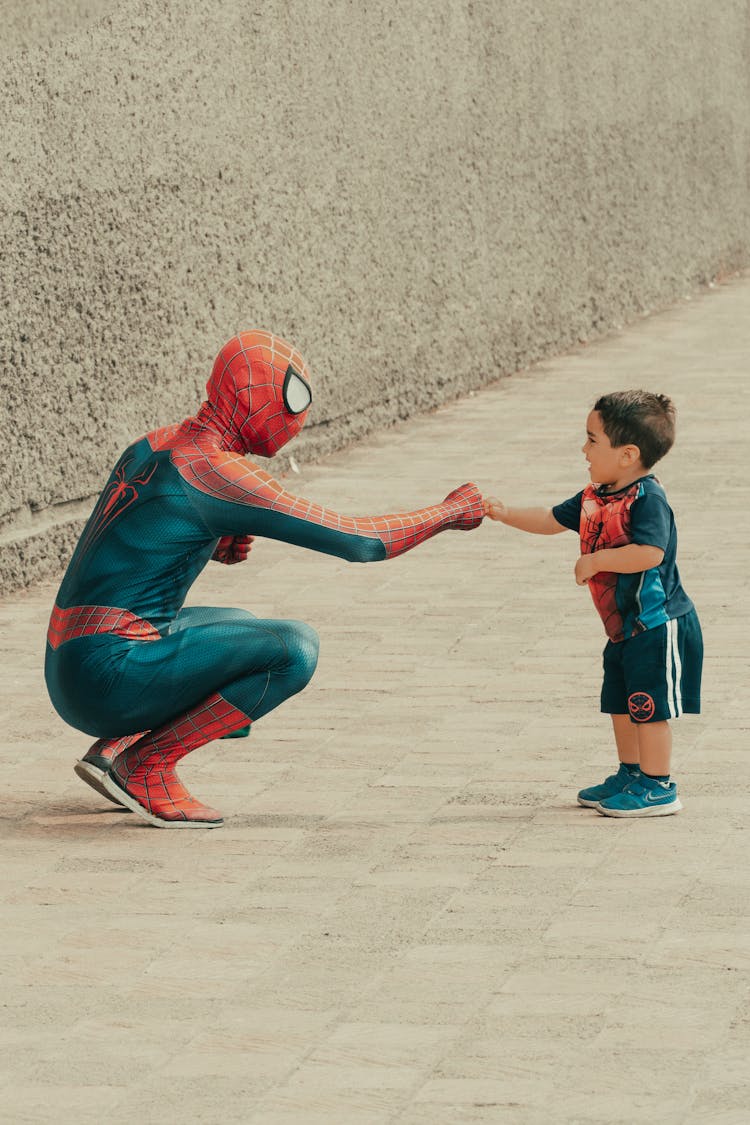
[[45, 331, 485, 828]]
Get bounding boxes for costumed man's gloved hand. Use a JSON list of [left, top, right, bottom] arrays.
[[212, 534, 255, 565], [442, 483, 485, 530]]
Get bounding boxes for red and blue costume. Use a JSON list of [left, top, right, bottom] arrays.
[[45, 331, 484, 828]]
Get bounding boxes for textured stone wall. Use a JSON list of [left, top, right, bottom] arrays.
[[2, 0, 749, 592]]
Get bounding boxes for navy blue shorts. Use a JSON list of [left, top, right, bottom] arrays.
[[601, 609, 703, 723]]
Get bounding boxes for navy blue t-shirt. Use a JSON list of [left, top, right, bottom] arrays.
[[552, 475, 694, 642]]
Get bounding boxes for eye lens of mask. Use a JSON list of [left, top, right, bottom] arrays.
[[283, 366, 312, 414]]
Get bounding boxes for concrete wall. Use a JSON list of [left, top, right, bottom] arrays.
[[2, 0, 749, 592]]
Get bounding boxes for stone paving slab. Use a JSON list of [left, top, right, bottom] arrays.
[[1, 275, 749, 1123]]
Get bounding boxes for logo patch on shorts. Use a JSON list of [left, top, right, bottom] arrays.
[[628, 692, 655, 722]]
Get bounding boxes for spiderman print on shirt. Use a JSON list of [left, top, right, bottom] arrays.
[[578, 482, 639, 641]]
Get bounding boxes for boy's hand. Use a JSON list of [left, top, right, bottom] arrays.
[[483, 496, 508, 522], [575, 554, 599, 585]]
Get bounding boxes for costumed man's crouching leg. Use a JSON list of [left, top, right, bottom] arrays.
[[102, 613, 319, 827], [45, 331, 484, 828], [68, 609, 316, 827], [73, 604, 256, 809]]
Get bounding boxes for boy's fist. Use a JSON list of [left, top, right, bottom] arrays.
[[483, 496, 508, 522]]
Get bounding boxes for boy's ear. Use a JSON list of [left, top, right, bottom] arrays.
[[620, 444, 641, 466]]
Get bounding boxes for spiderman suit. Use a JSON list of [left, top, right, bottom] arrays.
[[45, 331, 485, 829]]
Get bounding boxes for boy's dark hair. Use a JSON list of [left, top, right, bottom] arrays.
[[594, 390, 676, 469]]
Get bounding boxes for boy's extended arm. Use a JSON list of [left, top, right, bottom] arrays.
[[484, 498, 566, 535]]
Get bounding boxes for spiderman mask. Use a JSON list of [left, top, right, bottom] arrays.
[[205, 330, 312, 457]]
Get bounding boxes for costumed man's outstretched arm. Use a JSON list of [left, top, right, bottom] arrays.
[[172, 451, 485, 558]]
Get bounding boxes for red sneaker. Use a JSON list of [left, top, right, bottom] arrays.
[[102, 767, 224, 829], [74, 734, 147, 807]]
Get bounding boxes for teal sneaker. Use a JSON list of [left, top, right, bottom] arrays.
[[597, 776, 682, 818], [577, 763, 639, 808]]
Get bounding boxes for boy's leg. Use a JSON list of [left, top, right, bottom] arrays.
[[577, 714, 640, 808], [598, 719, 680, 817], [636, 720, 672, 778], [596, 623, 685, 817], [611, 713, 639, 766], [578, 634, 639, 808]]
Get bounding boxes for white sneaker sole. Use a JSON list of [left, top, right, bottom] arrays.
[[596, 797, 683, 818], [74, 760, 127, 807], [101, 772, 224, 829]]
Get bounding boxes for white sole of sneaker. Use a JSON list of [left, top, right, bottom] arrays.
[[577, 796, 604, 808], [74, 760, 127, 808], [595, 798, 683, 818], [100, 772, 224, 829]]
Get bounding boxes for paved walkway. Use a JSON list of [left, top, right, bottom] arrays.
[[2, 276, 749, 1124]]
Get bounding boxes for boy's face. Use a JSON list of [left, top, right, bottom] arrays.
[[582, 410, 640, 487]]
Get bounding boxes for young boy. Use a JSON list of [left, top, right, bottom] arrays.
[[484, 390, 702, 817]]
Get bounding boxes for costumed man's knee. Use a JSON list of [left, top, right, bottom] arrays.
[[285, 621, 320, 694]]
